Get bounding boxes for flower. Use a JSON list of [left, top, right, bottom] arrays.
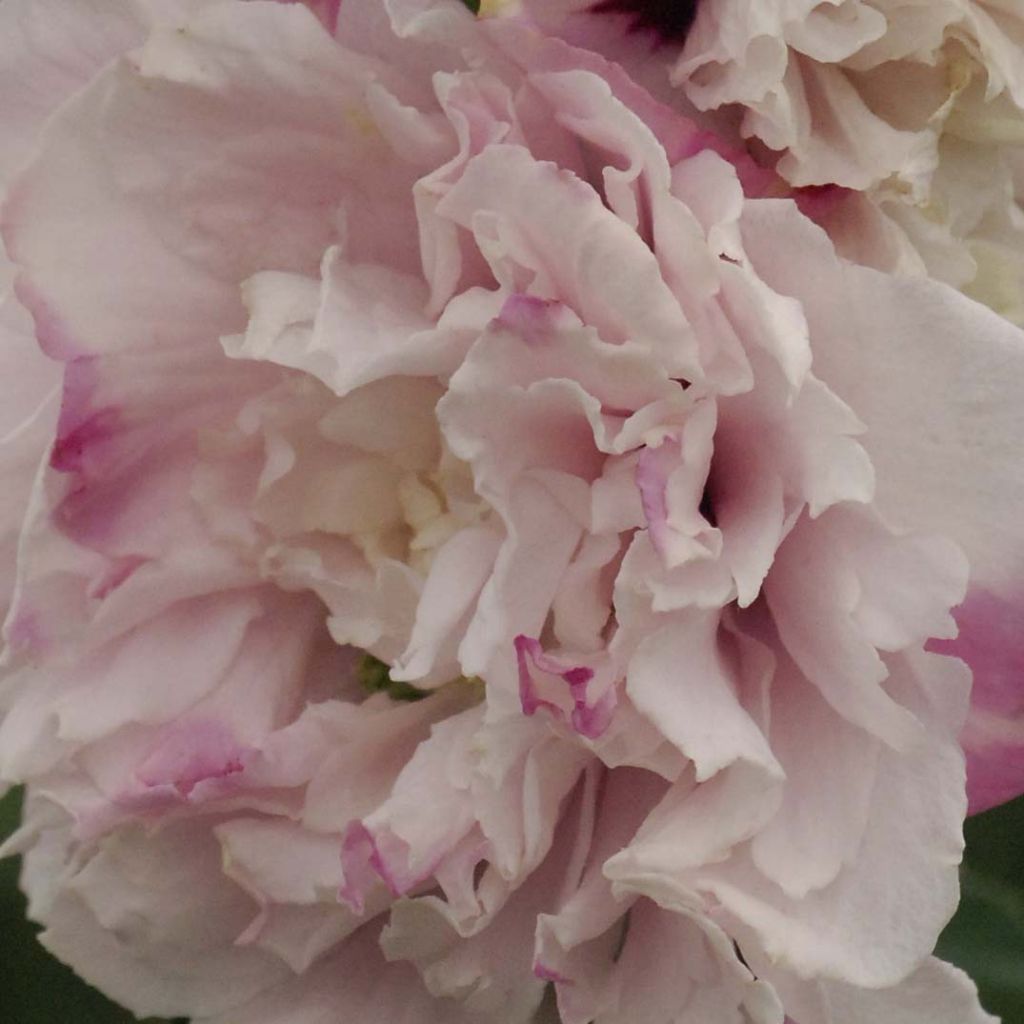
[[0, 2, 1022, 1022]]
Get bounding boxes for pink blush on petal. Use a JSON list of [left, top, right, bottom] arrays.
[[494, 294, 566, 347], [635, 441, 673, 559], [49, 358, 121, 483], [338, 821, 432, 914], [74, 721, 254, 841], [532, 961, 573, 984], [669, 128, 777, 197], [928, 590, 1024, 719], [135, 718, 250, 797], [50, 407, 120, 474], [792, 184, 855, 225], [928, 589, 1024, 812], [338, 821, 394, 915]]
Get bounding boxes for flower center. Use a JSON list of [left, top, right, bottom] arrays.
[[590, 0, 700, 43]]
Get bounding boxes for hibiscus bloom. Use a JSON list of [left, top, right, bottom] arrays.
[[0, 2, 1021, 1022]]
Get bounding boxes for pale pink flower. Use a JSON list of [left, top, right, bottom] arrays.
[[0, 2, 1021, 1023]]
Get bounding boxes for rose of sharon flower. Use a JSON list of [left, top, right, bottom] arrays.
[[1, 1, 1023, 1022]]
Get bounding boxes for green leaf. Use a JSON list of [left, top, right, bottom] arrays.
[[937, 794, 1024, 1022], [0, 787, 184, 1024], [461, 0, 481, 12]]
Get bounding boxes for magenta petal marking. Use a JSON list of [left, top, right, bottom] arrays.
[[569, 682, 617, 739], [49, 360, 122, 532], [51, 358, 111, 469], [50, 408, 120, 473], [533, 961, 573, 984], [338, 817, 436, 915], [516, 635, 563, 720], [514, 635, 616, 739], [494, 293, 566, 347]]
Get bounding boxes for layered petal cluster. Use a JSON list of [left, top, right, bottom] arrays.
[[505, 0, 1024, 323], [676, 0, 1024, 323], [0, 2, 1022, 1023]]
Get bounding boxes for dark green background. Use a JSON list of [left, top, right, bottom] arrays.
[[1, 787, 1021, 1022]]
